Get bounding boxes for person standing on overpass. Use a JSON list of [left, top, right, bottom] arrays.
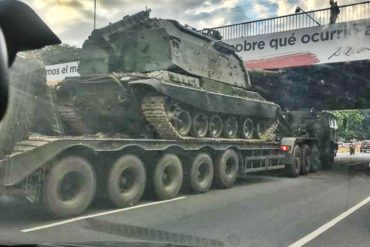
[[329, 0, 340, 24]]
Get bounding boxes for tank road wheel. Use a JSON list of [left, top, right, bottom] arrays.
[[169, 110, 192, 136], [107, 155, 146, 207], [208, 115, 222, 138], [310, 145, 321, 172], [301, 145, 311, 175], [43, 156, 96, 218], [188, 153, 214, 193], [285, 145, 302, 178], [242, 118, 254, 139], [223, 117, 238, 138], [192, 113, 208, 137], [153, 154, 183, 200], [255, 122, 265, 138], [214, 149, 239, 188]]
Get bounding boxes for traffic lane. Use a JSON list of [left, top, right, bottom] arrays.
[[303, 166, 370, 247], [102, 169, 370, 247], [306, 202, 370, 247], [3, 174, 289, 245], [0, 196, 127, 243], [0, 194, 190, 243], [1, 168, 368, 247]]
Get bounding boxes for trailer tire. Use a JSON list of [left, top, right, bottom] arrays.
[[43, 156, 96, 218], [107, 155, 146, 207], [301, 145, 311, 175], [153, 154, 183, 200], [187, 153, 214, 194], [285, 145, 301, 178], [214, 149, 239, 188], [310, 145, 320, 172]]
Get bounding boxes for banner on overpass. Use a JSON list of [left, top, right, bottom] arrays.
[[225, 19, 370, 69], [46, 61, 79, 84]]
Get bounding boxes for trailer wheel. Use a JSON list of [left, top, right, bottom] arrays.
[[107, 155, 146, 207], [301, 145, 311, 175], [214, 149, 239, 188], [310, 145, 320, 172], [187, 153, 214, 193], [153, 154, 183, 200], [43, 156, 96, 218], [285, 145, 301, 178]]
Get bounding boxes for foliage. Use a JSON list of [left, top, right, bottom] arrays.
[[40, 44, 81, 65], [359, 109, 370, 140], [18, 44, 80, 66], [331, 110, 365, 141], [252, 60, 370, 110]]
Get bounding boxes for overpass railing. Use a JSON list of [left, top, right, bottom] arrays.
[[207, 1, 370, 40]]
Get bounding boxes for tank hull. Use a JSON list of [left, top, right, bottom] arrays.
[[130, 79, 280, 119], [55, 73, 280, 140]]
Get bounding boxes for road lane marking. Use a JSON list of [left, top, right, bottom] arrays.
[[21, 196, 186, 233], [289, 195, 370, 247]]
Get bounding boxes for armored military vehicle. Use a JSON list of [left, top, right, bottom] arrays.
[[284, 110, 338, 169], [0, 9, 341, 219], [54, 10, 280, 140]]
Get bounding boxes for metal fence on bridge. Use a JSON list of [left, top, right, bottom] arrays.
[[207, 1, 370, 40]]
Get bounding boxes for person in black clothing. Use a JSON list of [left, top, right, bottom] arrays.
[[329, 0, 340, 24], [349, 141, 355, 155]]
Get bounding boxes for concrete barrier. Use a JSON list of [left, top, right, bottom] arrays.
[[337, 146, 361, 154]]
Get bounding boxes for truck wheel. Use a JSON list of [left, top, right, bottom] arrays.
[[310, 145, 320, 172], [107, 155, 146, 207], [43, 156, 96, 218], [214, 149, 239, 188], [153, 154, 183, 200], [301, 145, 311, 175], [285, 145, 301, 177], [187, 153, 214, 193]]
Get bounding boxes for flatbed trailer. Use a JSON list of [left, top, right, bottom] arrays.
[[0, 134, 320, 218]]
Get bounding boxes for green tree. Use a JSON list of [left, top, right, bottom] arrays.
[[359, 109, 370, 139], [40, 44, 80, 65], [331, 110, 365, 141]]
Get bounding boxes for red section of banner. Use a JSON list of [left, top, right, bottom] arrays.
[[245, 52, 320, 69]]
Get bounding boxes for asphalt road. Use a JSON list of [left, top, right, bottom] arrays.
[[0, 153, 370, 247]]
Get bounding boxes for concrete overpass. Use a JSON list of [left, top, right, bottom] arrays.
[[208, 1, 370, 69]]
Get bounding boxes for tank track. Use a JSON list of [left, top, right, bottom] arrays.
[[58, 105, 90, 134], [142, 96, 278, 143]]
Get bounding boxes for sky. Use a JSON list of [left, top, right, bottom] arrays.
[[27, 0, 364, 47]]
